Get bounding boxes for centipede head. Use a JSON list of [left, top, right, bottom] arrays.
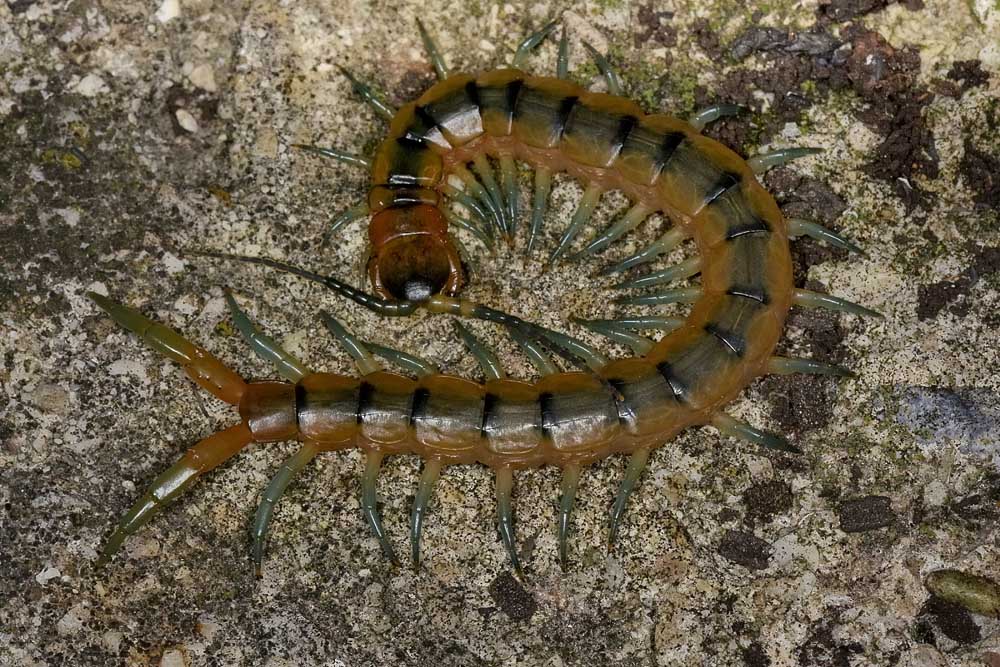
[[368, 204, 464, 301]]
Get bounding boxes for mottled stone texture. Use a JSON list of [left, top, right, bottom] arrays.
[[2, 1, 999, 666]]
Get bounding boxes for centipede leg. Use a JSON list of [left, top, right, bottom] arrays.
[[556, 25, 569, 78], [498, 154, 519, 235], [527, 166, 553, 254], [557, 464, 582, 569], [443, 208, 494, 249], [792, 289, 883, 318], [441, 183, 494, 235], [511, 19, 558, 69], [224, 290, 311, 382], [787, 218, 867, 256], [508, 326, 558, 376], [597, 227, 686, 276], [409, 458, 442, 568], [453, 321, 504, 380], [571, 317, 654, 355], [454, 166, 507, 238], [582, 42, 623, 95], [291, 144, 372, 169], [495, 466, 522, 576], [613, 256, 702, 290], [97, 423, 255, 566], [471, 154, 509, 236], [571, 202, 652, 259], [361, 450, 400, 566], [364, 341, 439, 377], [549, 184, 603, 264], [337, 66, 396, 121], [416, 19, 449, 80], [747, 147, 822, 174], [88, 292, 246, 405], [575, 315, 684, 332], [711, 413, 801, 454], [608, 447, 650, 549], [250, 441, 319, 575], [319, 311, 383, 374], [615, 286, 702, 307], [687, 104, 746, 131], [330, 202, 370, 237]]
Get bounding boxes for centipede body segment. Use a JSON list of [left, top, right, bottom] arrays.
[[91, 20, 878, 576]]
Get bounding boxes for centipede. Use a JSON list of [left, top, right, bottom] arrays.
[[90, 20, 880, 576]]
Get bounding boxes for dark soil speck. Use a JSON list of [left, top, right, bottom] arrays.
[[918, 596, 982, 645], [839, 496, 896, 532], [718, 530, 771, 570], [488, 571, 537, 621]]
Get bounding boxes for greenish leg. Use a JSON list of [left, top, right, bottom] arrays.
[[409, 458, 442, 568], [224, 290, 311, 382], [571, 317, 654, 356], [454, 166, 506, 238], [687, 104, 746, 131], [557, 26, 569, 79], [787, 218, 867, 256], [615, 286, 702, 307], [416, 19, 449, 80], [471, 154, 509, 236], [792, 289, 883, 318], [361, 450, 400, 566], [711, 413, 801, 454], [319, 311, 383, 374], [557, 464, 582, 569], [498, 154, 519, 236], [608, 447, 650, 549], [443, 208, 493, 249], [596, 227, 686, 276], [548, 184, 603, 264], [495, 467, 522, 576], [767, 356, 854, 378], [511, 19, 558, 68], [582, 41, 623, 95], [613, 256, 701, 290], [291, 144, 371, 169], [250, 441, 319, 575], [364, 341, 439, 378], [337, 66, 396, 121], [441, 184, 494, 234], [527, 166, 553, 254], [577, 315, 684, 333], [508, 326, 558, 376], [747, 147, 822, 174], [453, 321, 504, 381], [330, 202, 370, 237], [570, 202, 652, 259]]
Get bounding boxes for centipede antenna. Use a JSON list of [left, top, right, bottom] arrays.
[[582, 41, 623, 96], [571, 202, 652, 259], [471, 154, 509, 236], [337, 66, 395, 121], [443, 209, 493, 249], [441, 183, 493, 232], [329, 202, 370, 237], [711, 413, 801, 454], [364, 341, 439, 377], [787, 218, 867, 257], [512, 19, 559, 69], [586, 315, 685, 332], [556, 25, 569, 78], [416, 19, 449, 80], [454, 166, 507, 238], [597, 227, 686, 276], [224, 290, 311, 382], [687, 104, 746, 131], [527, 166, 553, 254], [508, 326, 558, 376], [767, 356, 855, 378], [548, 184, 603, 264], [608, 447, 650, 549], [792, 289, 883, 318], [319, 311, 383, 375], [747, 147, 823, 174], [613, 256, 702, 290], [557, 464, 582, 569], [361, 450, 400, 566], [410, 458, 442, 568], [498, 154, 519, 234], [571, 317, 655, 355], [453, 321, 505, 380], [615, 286, 702, 307], [495, 467, 522, 576], [291, 144, 372, 169], [250, 442, 319, 576]]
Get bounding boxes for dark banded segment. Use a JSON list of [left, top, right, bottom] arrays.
[[418, 78, 484, 146], [296, 373, 360, 445], [476, 72, 524, 136], [411, 375, 484, 453], [355, 373, 417, 445], [655, 362, 688, 404], [409, 387, 431, 425], [513, 81, 584, 149], [656, 331, 743, 410], [356, 381, 374, 424], [561, 98, 639, 168], [704, 322, 746, 357], [617, 120, 686, 185], [704, 171, 741, 207], [535, 374, 620, 452]]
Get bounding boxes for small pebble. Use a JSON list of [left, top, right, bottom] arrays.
[[925, 569, 1000, 618]]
